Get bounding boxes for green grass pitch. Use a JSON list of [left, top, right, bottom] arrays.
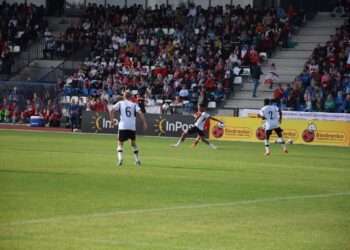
[[0, 130, 349, 250]]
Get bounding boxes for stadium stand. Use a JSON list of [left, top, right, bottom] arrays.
[[0, 2, 349, 130], [58, 3, 306, 117], [0, 2, 47, 78]]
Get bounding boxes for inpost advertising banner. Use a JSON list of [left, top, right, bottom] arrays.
[[82, 111, 202, 138], [209, 117, 350, 147]]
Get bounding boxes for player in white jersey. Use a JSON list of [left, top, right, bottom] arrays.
[[259, 99, 288, 156], [109, 91, 148, 166], [171, 103, 221, 149]]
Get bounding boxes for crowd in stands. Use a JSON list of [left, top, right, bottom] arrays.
[[61, 3, 306, 113], [0, 87, 62, 126], [0, 1, 47, 75], [273, 16, 350, 113]]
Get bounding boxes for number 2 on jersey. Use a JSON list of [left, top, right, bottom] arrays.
[[268, 111, 274, 120]]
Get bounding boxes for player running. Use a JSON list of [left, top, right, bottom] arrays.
[[259, 98, 288, 156], [109, 91, 148, 166], [171, 103, 221, 149]]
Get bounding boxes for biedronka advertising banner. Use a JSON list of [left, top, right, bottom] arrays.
[[209, 117, 350, 147]]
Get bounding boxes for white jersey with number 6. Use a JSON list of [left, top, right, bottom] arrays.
[[260, 105, 280, 130], [112, 100, 140, 131]]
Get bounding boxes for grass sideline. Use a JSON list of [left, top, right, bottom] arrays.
[[0, 130, 349, 250]]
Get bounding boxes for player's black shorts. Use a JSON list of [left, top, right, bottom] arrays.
[[118, 130, 136, 142], [187, 126, 205, 137], [266, 127, 283, 137]]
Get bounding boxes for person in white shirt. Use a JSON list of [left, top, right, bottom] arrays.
[[171, 104, 221, 149], [110, 91, 148, 166], [259, 99, 288, 156]]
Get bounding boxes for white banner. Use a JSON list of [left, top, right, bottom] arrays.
[[240, 109, 350, 122]]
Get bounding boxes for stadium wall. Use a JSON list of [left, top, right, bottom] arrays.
[[209, 117, 350, 147], [81, 111, 204, 138], [81, 111, 350, 147]]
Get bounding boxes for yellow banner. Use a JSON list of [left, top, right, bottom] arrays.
[[210, 117, 350, 147]]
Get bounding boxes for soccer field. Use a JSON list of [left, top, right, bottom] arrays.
[[0, 130, 349, 250]]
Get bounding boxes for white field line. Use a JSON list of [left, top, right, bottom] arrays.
[[1, 192, 349, 227]]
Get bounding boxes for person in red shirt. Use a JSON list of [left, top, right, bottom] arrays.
[[92, 97, 106, 112], [273, 83, 284, 106], [9, 100, 21, 123], [204, 75, 216, 91], [21, 99, 36, 122]]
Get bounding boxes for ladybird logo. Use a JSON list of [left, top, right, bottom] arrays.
[[302, 123, 317, 143], [211, 121, 225, 138], [255, 122, 268, 140]]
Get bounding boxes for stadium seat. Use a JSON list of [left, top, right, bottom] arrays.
[[234, 76, 243, 85], [80, 96, 87, 104], [208, 101, 217, 109], [12, 46, 21, 53], [162, 28, 168, 35], [156, 99, 163, 105], [71, 96, 79, 103], [259, 52, 267, 61], [168, 28, 175, 35], [240, 67, 251, 76]]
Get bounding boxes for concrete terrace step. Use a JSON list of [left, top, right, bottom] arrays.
[[297, 29, 335, 36], [232, 90, 273, 99], [293, 35, 330, 43], [260, 66, 302, 76], [265, 58, 306, 67], [288, 43, 318, 51], [306, 22, 344, 28], [225, 99, 265, 109], [273, 51, 310, 59], [238, 82, 291, 92]]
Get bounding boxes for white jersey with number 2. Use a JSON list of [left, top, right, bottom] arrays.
[[112, 100, 140, 131], [260, 105, 280, 130]]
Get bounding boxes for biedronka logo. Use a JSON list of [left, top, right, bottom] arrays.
[[154, 115, 194, 136], [90, 112, 118, 133]]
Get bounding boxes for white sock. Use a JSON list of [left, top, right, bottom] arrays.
[[209, 142, 217, 149], [133, 147, 139, 162], [117, 146, 123, 161], [265, 140, 270, 153], [175, 139, 184, 147], [279, 137, 287, 150]]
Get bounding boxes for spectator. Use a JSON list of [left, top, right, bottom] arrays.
[[9, 100, 21, 124], [33, 93, 43, 115], [0, 98, 11, 122], [331, 0, 347, 17], [21, 99, 35, 122], [264, 63, 279, 89], [335, 91, 345, 112], [324, 93, 336, 112], [171, 95, 183, 114], [68, 99, 79, 131], [343, 94, 350, 113], [1, 47, 13, 75], [313, 96, 324, 112], [179, 85, 190, 100], [251, 63, 263, 98], [273, 83, 284, 106]]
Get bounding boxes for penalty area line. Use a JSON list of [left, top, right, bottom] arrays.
[[1, 192, 349, 227]]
